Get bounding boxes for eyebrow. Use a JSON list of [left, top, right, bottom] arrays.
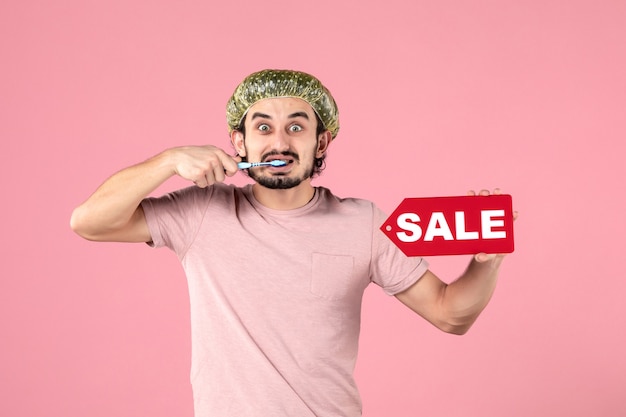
[[288, 111, 309, 120], [249, 111, 310, 121], [250, 112, 272, 120]]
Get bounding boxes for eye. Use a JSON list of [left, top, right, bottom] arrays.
[[257, 124, 270, 132], [289, 124, 303, 132]]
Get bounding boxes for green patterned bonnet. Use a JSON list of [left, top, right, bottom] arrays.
[[226, 69, 340, 139]]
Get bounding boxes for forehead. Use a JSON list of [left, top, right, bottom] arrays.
[[245, 97, 316, 119]]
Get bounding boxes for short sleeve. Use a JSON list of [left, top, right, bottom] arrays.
[[141, 186, 212, 257], [370, 205, 429, 295]]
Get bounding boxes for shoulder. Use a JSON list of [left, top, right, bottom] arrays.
[[316, 187, 382, 218]]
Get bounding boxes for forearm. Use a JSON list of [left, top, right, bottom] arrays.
[[70, 150, 175, 239], [441, 256, 503, 333], [396, 189, 515, 334]]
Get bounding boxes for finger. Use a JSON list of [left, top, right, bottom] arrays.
[[474, 252, 497, 262], [468, 188, 503, 196], [194, 177, 208, 188], [204, 169, 217, 186], [212, 164, 226, 184], [223, 155, 241, 177]]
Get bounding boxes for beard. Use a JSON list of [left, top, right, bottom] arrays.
[[246, 151, 315, 190], [251, 172, 311, 189], [254, 176, 299, 189]]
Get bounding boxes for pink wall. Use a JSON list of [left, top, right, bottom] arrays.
[[2, 1, 625, 416]]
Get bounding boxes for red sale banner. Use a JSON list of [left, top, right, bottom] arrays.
[[380, 195, 515, 256]]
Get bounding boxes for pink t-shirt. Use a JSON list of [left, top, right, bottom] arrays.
[[141, 184, 428, 416]]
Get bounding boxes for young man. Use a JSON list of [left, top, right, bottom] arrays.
[[71, 69, 512, 416]]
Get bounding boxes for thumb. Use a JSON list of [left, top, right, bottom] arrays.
[[474, 252, 497, 263]]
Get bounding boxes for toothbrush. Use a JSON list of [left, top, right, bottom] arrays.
[[237, 160, 287, 169]]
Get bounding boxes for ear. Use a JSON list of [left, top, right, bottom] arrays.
[[316, 130, 332, 158], [231, 130, 246, 157]]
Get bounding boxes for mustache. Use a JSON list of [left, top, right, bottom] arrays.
[[261, 150, 299, 162]]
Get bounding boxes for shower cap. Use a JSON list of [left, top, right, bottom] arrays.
[[226, 69, 340, 139]]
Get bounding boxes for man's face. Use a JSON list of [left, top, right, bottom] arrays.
[[232, 97, 330, 190]]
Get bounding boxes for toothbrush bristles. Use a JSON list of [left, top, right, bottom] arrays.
[[238, 160, 288, 169]]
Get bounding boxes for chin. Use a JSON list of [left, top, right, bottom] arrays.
[[256, 176, 304, 190]]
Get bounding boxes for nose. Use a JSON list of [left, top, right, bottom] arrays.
[[268, 129, 290, 152]]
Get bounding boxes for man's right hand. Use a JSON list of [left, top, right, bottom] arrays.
[[167, 145, 241, 187]]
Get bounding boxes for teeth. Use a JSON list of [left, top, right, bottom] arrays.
[[265, 158, 292, 165]]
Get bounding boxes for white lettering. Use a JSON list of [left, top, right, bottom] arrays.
[[396, 213, 422, 242], [424, 212, 454, 241], [481, 210, 506, 239], [455, 211, 479, 240]]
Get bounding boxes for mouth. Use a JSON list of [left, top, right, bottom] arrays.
[[264, 157, 295, 166]]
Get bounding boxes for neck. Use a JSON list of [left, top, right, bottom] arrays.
[[252, 180, 316, 210]]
